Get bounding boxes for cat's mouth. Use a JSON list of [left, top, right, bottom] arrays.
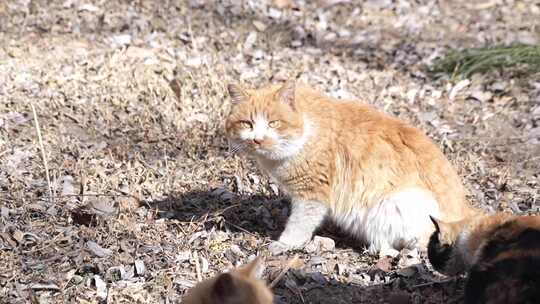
[[251, 144, 276, 155], [228, 140, 277, 155], [248, 143, 282, 159]]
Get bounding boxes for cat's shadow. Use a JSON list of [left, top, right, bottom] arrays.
[[146, 189, 287, 238], [147, 190, 465, 303], [146, 189, 367, 252], [272, 269, 465, 304]]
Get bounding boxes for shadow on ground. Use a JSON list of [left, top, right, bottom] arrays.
[[146, 189, 369, 253], [144, 190, 467, 303], [146, 189, 286, 237], [273, 269, 465, 304]]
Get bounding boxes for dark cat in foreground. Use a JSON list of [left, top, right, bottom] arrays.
[[428, 213, 540, 304]]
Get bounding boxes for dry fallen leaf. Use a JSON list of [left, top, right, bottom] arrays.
[[86, 241, 112, 258], [273, 0, 294, 9], [2, 1, 538, 303], [94, 275, 108, 300]]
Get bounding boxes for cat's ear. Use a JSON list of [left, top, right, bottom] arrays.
[[429, 215, 441, 232], [277, 79, 296, 109], [212, 273, 237, 302], [429, 216, 453, 235], [227, 84, 249, 104], [238, 256, 265, 279]]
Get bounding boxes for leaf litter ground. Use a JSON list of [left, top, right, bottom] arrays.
[[0, 0, 539, 303]]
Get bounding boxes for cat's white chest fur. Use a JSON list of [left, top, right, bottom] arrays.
[[331, 188, 441, 253]]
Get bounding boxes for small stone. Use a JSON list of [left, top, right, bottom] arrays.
[[311, 236, 335, 252], [337, 263, 346, 275], [229, 244, 245, 257], [379, 247, 400, 258], [470, 90, 493, 102], [407, 88, 418, 104], [88, 197, 116, 217], [532, 106, 540, 119], [135, 260, 146, 276], [269, 183, 280, 195], [111, 34, 132, 46], [1, 207, 9, 219], [94, 275, 107, 300], [253, 20, 267, 32], [61, 175, 77, 196], [86, 241, 112, 258], [449, 79, 470, 100], [78, 3, 99, 12], [248, 174, 260, 185], [310, 256, 326, 265], [305, 241, 318, 253], [273, 0, 293, 9], [491, 81, 507, 92], [185, 56, 203, 67], [243, 32, 257, 51], [268, 8, 282, 19]]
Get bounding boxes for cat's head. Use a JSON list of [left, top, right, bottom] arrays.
[[225, 80, 309, 160], [427, 216, 468, 276], [182, 257, 273, 304]]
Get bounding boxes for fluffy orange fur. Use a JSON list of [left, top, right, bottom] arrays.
[[182, 257, 273, 304], [226, 80, 480, 255]]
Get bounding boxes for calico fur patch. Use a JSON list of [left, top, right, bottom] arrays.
[[428, 213, 540, 304]]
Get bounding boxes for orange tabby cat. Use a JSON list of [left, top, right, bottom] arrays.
[[428, 213, 540, 303], [226, 79, 480, 255], [182, 257, 273, 304]]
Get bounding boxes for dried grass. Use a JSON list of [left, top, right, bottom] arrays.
[[30, 102, 53, 203]]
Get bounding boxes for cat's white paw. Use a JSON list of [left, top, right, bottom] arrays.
[[379, 247, 400, 258], [268, 241, 292, 255]]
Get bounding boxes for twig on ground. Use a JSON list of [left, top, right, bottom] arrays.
[[269, 254, 299, 289], [224, 220, 259, 237], [30, 103, 53, 203], [193, 251, 203, 282], [412, 278, 455, 288]]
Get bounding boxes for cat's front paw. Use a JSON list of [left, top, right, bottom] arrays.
[[268, 241, 293, 255]]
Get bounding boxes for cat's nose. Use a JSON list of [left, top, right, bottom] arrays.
[[253, 138, 263, 145]]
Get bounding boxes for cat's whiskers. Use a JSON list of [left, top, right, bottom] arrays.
[[228, 142, 248, 156]]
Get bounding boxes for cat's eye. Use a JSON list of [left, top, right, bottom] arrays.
[[268, 120, 281, 128], [238, 121, 252, 129]]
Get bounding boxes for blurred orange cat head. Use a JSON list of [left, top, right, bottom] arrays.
[[182, 257, 273, 304]]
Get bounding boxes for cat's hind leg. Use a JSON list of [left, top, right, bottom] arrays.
[[365, 188, 440, 255], [268, 199, 328, 255]]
